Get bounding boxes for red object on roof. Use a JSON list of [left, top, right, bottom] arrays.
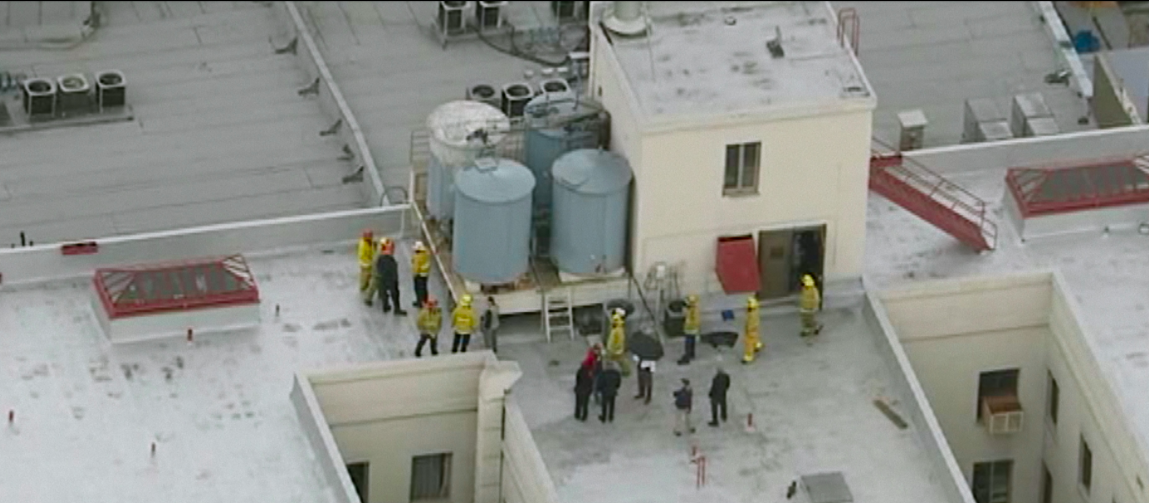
[[94, 254, 260, 319], [1006, 158, 1149, 218], [715, 235, 760, 294]]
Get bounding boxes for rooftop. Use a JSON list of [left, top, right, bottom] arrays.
[[299, 1, 569, 192], [865, 164, 1149, 467], [0, 242, 451, 503], [605, 1, 872, 119], [0, 1, 363, 246], [501, 308, 957, 503], [836, 1, 1094, 147]]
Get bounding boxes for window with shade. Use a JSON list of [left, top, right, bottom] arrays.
[[411, 453, 452, 501], [723, 142, 761, 196], [972, 459, 1013, 503]]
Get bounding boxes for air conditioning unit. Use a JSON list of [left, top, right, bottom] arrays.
[[22, 77, 56, 118], [95, 70, 126, 110], [56, 74, 92, 116], [982, 395, 1024, 435], [539, 78, 572, 100], [552, 1, 578, 20], [501, 82, 534, 118], [438, 1, 469, 36], [475, 0, 506, 31], [466, 83, 501, 109]]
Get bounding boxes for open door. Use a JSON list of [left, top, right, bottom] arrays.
[[758, 229, 793, 300], [791, 225, 826, 295]]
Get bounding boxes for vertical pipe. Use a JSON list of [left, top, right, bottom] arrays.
[[19, 231, 25, 247]]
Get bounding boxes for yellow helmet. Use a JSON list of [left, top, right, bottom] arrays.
[[686, 294, 699, 305], [461, 294, 473, 306], [611, 312, 624, 324], [747, 296, 759, 310], [802, 274, 815, 288]]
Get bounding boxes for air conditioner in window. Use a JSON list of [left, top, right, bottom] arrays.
[[982, 395, 1024, 435]]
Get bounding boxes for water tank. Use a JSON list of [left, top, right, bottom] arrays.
[[550, 149, 632, 275], [523, 95, 603, 217], [452, 158, 536, 284], [425, 101, 511, 219]]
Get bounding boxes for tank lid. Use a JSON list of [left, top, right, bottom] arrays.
[[426, 100, 511, 149], [456, 158, 536, 203], [553, 149, 633, 195]]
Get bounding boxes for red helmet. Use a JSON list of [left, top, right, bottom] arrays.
[[425, 297, 438, 308], [361, 229, 374, 240]]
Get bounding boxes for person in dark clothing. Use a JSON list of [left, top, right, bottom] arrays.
[[373, 240, 406, 316], [597, 361, 622, 423], [574, 364, 594, 421], [708, 365, 731, 427], [673, 378, 695, 436], [633, 356, 654, 404]]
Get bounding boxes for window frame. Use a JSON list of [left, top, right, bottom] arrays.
[[411, 452, 453, 501], [971, 459, 1014, 503], [977, 368, 1021, 420], [723, 141, 762, 196]]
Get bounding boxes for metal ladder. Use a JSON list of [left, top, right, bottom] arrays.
[[543, 288, 575, 343]]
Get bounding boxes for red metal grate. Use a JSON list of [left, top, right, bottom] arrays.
[[1006, 157, 1149, 218], [94, 254, 260, 319]]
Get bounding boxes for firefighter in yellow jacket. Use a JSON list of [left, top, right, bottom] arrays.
[[742, 296, 762, 364], [799, 274, 823, 338], [411, 241, 431, 308], [415, 297, 442, 357], [452, 294, 477, 353], [678, 294, 701, 365], [606, 311, 631, 376], [357, 230, 376, 302]]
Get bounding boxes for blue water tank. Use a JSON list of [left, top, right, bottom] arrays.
[[523, 95, 602, 217], [425, 100, 510, 220], [452, 158, 536, 284], [550, 149, 633, 275]]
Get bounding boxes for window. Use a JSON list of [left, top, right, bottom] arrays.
[[411, 453, 452, 500], [723, 142, 761, 195], [1048, 372, 1060, 424], [977, 369, 1020, 420], [346, 462, 369, 503], [1042, 463, 1053, 503], [972, 460, 1013, 503], [1080, 436, 1093, 491]]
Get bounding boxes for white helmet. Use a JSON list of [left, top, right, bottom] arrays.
[[414, 241, 426, 252]]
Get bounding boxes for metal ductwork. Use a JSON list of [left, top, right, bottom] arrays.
[[603, 1, 648, 37]]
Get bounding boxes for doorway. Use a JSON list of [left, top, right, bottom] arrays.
[[347, 461, 369, 503], [757, 224, 826, 300]]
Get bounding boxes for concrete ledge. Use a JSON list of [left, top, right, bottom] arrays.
[[93, 297, 261, 345], [1014, 202, 1149, 241], [272, 1, 389, 206], [290, 374, 360, 503]]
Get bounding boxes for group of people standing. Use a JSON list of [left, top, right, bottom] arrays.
[[574, 341, 732, 435], [357, 231, 501, 358]]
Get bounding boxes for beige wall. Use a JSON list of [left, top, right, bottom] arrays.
[[1092, 54, 1141, 129], [878, 272, 1149, 503], [303, 353, 522, 503]]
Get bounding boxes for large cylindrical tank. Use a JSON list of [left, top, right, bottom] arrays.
[[425, 101, 510, 219], [523, 95, 603, 217], [452, 158, 536, 284], [550, 149, 633, 275]]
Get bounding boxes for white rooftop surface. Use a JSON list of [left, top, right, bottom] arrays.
[[865, 168, 1149, 469], [500, 309, 956, 503], [833, 1, 1093, 147], [0, 1, 89, 28], [299, 1, 569, 193], [0, 243, 452, 503], [608, 1, 871, 119], [0, 2, 363, 246]]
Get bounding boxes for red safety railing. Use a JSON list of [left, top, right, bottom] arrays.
[[1006, 156, 1149, 218], [870, 138, 998, 250], [94, 254, 260, 319]]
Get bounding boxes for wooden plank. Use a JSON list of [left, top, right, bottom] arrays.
[[872, 398, 909, 430]]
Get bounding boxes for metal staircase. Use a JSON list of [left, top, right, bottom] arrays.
[[543, 288, 575, 343], [870, 141, 998, 251]]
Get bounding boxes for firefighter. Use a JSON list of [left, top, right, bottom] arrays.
[[678, 294, 701, 365], [742, 296, 762, 364], [799, 274, 823, 338], [411, 241, 431, 308], [358, 230, 376, 305], [415, 297, 442, 357], [452, 294, 477, 353], [606, 312, 630, 376], [370, 238, 406, 316]]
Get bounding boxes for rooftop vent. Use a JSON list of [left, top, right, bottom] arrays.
[[466, 83, 501, 109], [56, 74, 91, 116], [22, 77, 56, 118], [603, 1, 648, 37], [767, 27, 785, 58], [95, 70, 126, 111], [501, 82, 534, 118], [438, 1, 468, 36]]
